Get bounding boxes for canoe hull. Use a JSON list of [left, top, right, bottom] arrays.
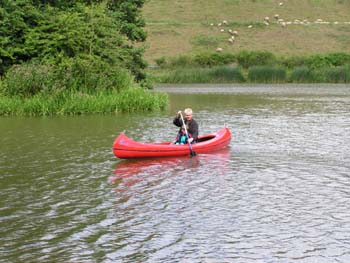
[[113, 127, 231, 159]]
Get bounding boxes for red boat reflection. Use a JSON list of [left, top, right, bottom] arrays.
[[109, 147, 231, 190]]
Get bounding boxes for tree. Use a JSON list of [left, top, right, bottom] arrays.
[[0, 0, 148, 82]]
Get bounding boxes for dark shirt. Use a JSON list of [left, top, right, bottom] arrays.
[[173, 117, 199, 142]]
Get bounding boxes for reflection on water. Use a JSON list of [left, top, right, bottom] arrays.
[[1, 84, 350, 263], [110, 148, 231, 188]]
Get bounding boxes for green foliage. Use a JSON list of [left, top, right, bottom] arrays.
[[1, 0, 148, 83], [237, 50, 276, 68], [306, 54, 332, 69], [322, 65, 350, 83], [209, 67, 245, 82], [154, 57, 167, 67], [1, 63, 54, 97], [168, 55, 195, 68], [116, 88, 168, 112], [279, 56, 308, 69], [193, 52, 236, 67], [290, 67, 318, 83], [107, 0, 147, 42], [0, 88, 168, 116], [0, 57, 134, 97], [0, 1, 42, 74], [248, 66, 286, 83], [159, 66, 245, 83]]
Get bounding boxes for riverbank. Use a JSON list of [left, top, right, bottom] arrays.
[[0, 88, 168, 116], [148, 51, 350, 84]]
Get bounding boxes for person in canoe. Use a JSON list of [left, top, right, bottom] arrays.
[[174, 124, 192, 144], [173, 108, 199, 143]]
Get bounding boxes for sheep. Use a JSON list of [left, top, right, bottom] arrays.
[[216, 47, 223, 52]]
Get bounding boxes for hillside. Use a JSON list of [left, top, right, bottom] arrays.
[[142, 0, 350, 64]]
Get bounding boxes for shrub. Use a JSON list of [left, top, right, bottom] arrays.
[[1, 57, 134, 97], [168, 55, 195, 68], [1, 63, 54, 97], [193, 52, 236, 67], [306, 54, 331, 69], [279, 56, 308, 69], [154, 57, 167, 67], [248, 66, 286, 83], [324, 52, 350, 67], [237, 50, 276, 68]]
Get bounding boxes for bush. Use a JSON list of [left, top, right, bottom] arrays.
[[193, 52, 236, 67], [154, 57, 167, 67], [237, 50, 276, 68], [1, 57, 134, 97], [290, 67, 318, 82], [248, 66, 286, 83], [324, 52, 350, 67], [279, 56, 308, 69], [1, 63, 54, 97], [168, 55, 195, 68]]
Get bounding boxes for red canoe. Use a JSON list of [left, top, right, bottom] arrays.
[[113, 127, 231, 159]]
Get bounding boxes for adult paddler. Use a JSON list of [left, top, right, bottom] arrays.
[[173, 108, 199, 144]]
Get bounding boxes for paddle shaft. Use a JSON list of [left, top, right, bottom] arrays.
[[179, 112, 196, 156]]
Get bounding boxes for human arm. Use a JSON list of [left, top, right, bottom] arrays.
[[173, 111, 184, 127]]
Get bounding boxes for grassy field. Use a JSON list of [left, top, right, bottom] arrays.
[[142, 0, 350, 65]]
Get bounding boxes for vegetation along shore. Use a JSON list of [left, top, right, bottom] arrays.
[[0, 0, 167, 116], [1, 0, 350, 116]]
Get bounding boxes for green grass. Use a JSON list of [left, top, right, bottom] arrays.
[[157, 66, 245, 83], [248, 66, 287, 83], [0, 88, 168, 116], [143, 0, 350, 63]]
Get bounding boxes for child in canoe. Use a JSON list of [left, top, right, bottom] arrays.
[[174, 125, 192, 144]]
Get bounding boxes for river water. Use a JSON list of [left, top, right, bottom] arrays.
[[1, 84, 350, 262]]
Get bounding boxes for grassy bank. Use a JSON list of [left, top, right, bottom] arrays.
[[0, 59, 168, 116], [149, 51, 350, 83], [0, 88, 168, 116]]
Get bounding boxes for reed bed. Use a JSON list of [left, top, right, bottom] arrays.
[[159, 66, 245, 83], [0, 88, 168, 116]]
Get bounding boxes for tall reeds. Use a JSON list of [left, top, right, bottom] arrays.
[[0, 88, 168, 116], [248, 66, 287, 83], [160, 66, 245, 83]]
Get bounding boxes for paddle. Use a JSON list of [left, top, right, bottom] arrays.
[[179, 112, 197, 157]]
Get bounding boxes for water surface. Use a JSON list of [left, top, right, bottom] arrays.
[[1, 84, 350, 262]]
